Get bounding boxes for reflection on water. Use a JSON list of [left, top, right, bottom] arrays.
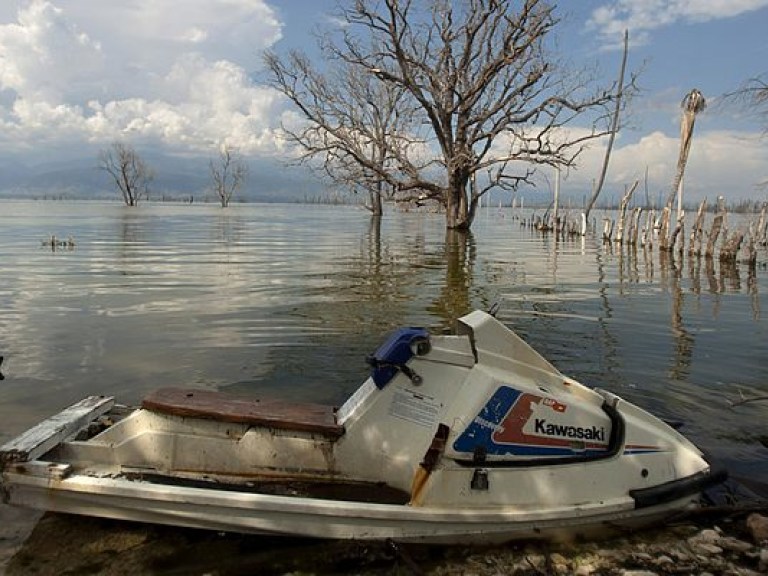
[[428, 229, 478, 331], [0, 202, 766, 483]]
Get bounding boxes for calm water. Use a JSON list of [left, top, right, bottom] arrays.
[[1, 200, 766, 485]]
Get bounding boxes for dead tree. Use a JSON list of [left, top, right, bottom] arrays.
[[660, 89, 706, 251], [614, 180, 639, 244], [266, 0, 623, 230], [583, 29, 633, 234], [266, 55, 414, 216], [210, 146, 248, 208], [98, 142, 153, 206]]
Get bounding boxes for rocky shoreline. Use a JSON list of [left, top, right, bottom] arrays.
[[2, 509, 767, 575], [431, 512, 768, 576]]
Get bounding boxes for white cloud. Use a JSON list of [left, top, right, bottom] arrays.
[[0, 0, 287, 156], [565, 129, 768, 202], [587, 0, 768, 48], [0, 0, 103, 102], [461, 120, 767, 203], [0, 0, 765, 202]]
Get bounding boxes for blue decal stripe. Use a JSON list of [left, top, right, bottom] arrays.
[[453, 386, 521, 454]]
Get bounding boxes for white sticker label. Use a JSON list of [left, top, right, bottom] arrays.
[[388, 388, 442, 428]]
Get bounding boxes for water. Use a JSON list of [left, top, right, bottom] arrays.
[[0, 200, 766, 552]]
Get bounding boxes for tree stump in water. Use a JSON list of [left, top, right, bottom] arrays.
[[688, 198, 708, 256], [719, 231, 744, 263], [705, 210, 725, 259]]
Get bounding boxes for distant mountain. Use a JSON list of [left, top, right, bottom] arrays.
[[0, 152, 327, 203]]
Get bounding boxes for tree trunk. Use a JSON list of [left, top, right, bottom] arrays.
[[630, 207, 643, 245], [614, 181, 638, 244], [602, 218, 614, 242], [446, 170, 473, 230], [642, 209, 654, 248], [662, 89, 706, 250], [705, 211, 725, 259], [756, 203, 767, 246], [688, 199, 708, 256], [583, 30, 630, 231], [669, 209, 685, 254], [445, 189, 460, 229], [741, 223, 757, 268], [658, 206, 671, 251], [369, 181, 383, 216], [719, 231, 744, 263]]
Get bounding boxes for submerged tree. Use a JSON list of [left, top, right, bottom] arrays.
[[667, 89, 707, 211], [267, 54, 415, 216], [266, 0, 622, 230], [98, 142, 153, 206], [659, 89, 707, 251], [210, 145, 248, 207], [582, 29, 631, 235]]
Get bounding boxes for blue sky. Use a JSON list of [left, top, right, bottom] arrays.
[[0, 0, 767, 202]]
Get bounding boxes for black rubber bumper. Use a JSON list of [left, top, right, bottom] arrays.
[[630, 463, 728, 509]]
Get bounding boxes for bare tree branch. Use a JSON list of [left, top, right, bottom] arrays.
[[723, 74, 768, 136], [267, 46, 438, 213], [210, 146, 248, 208], [266, 0, 626, 229], [583, 29, 631, 230], [98, 142, 153, 206]]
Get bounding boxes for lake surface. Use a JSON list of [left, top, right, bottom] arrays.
[[0, 200, 767, 553]]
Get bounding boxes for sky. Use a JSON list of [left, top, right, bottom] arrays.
[[0, 0, 767, 202]]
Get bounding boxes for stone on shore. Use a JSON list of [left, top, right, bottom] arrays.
[[746, 513, 768, 543]]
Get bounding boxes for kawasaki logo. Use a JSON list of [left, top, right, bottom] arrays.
[[534, 419, 606, 442]]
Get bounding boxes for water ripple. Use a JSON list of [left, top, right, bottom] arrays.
[[0, 201, 766, 482]]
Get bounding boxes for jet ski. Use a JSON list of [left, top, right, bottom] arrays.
[[0, 310, 724, 544]]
